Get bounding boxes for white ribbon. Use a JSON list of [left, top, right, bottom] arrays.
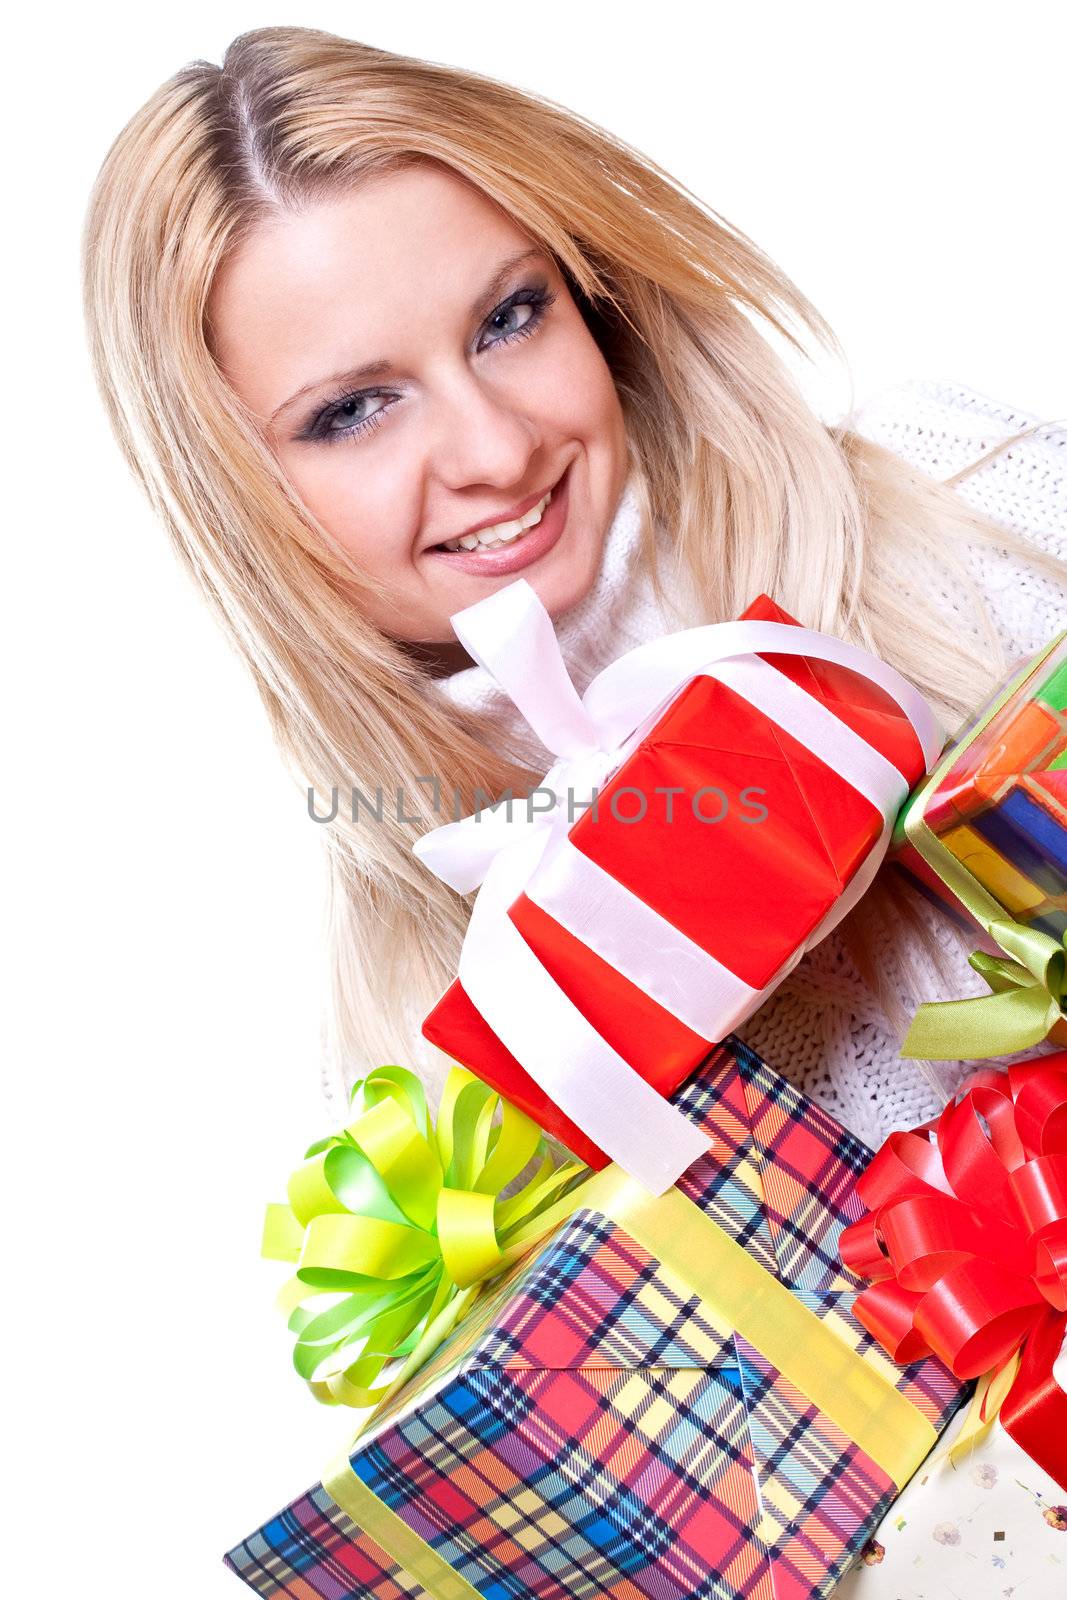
[[415, 578, 944, 1195]]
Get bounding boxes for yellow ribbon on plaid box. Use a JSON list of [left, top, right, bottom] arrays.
[[262, 1063, 939, 1598]]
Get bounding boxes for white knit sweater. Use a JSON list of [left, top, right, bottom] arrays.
[[433, 380, 1066, 1147]]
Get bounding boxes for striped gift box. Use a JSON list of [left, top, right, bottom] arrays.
[[224, 1038, 966, 1600], [892, 631, 1067, 943]]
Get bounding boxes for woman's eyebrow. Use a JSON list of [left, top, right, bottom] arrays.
[[269, 247, 549, 425]]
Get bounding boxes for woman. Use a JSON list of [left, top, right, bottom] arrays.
[[82, 24, 1066, 1147]]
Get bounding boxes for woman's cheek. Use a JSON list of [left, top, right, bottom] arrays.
[[281, 451, 398, 575], [562, 342, 623, 445]]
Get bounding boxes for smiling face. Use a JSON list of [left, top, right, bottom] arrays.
[[208, 161, 629, 668]]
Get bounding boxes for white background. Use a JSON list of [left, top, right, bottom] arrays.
[[6, 3, 1065, 1595]]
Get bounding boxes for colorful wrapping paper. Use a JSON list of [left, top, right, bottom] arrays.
[[892, 633, 1067, 945], [420, 590, 934, 1173], [225, 1038, 966, 1600], [886, 631, 1067, 1061]]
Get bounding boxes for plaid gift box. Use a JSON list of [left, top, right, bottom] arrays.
[[224, 1038, 966, 1600], [417, 584, 937, 1179]]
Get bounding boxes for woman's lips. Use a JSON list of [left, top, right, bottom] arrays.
[[424, 463, 571, 577]]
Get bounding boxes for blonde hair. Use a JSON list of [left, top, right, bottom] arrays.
[[82, 25, 1067, 1113]]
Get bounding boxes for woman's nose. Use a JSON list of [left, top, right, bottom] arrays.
[[427, 367, 541, 491]]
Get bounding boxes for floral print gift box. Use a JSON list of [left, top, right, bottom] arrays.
[[837, 1345, 1067, 1600]]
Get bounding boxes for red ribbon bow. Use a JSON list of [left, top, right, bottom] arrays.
[[840, 1050, 1067, 1491]]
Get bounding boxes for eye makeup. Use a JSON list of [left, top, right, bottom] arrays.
[[296, 279, 558, 446]]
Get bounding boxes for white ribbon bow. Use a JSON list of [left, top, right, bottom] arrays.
[[414, 579, 943, 1195]]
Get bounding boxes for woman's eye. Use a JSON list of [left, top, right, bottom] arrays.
[[478, 284, 555, 352], [306, 284, 555, 444], [480, 299, 537, 347], [315, 396, 395, 448]]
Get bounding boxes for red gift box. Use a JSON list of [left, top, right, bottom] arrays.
[[422, 593, 931, 1168]]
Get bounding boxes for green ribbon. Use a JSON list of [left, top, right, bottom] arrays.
[[261, 1063, 589, 1408], [902, 917, 1066, 1059], [898, 629, 1067, 1060]]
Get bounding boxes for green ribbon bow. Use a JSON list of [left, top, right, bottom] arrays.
[[902, 917, 1066, 1059], [262, 1063, 589, 1408], [897, 629, 1067, 1062]]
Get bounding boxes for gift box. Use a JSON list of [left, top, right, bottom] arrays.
[[834, 1054, 1067, 1595], [887, 631, 1067, 1061], [892, 632, 1067, 943], [416, 581, 939, 1180], [224, 1036, 966, 1600], [835, 1368, 1067, 1600]]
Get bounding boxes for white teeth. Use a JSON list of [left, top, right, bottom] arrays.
[[439, 490, 551, 553]]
